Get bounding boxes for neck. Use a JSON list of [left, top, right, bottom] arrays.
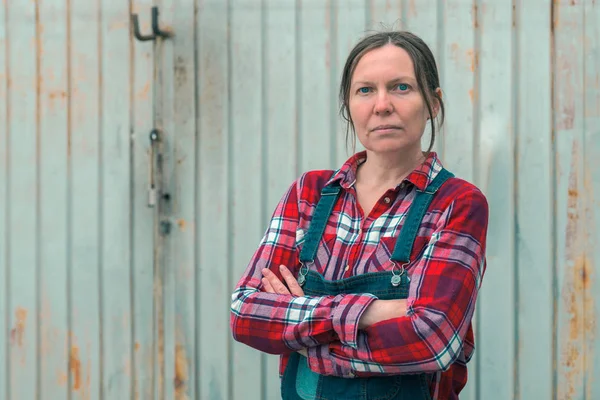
[[356, 148, 425, 189]]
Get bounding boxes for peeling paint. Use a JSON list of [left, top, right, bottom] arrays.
[[174, 344, 189, 400], [70, 346, 82, 390], [10, 307, 28, 347], [177, 219, 186, 231]]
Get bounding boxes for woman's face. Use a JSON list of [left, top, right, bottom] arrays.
[[348, 44, 435, 156]]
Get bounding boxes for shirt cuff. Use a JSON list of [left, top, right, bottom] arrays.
[[331, 294, 378, 350], [307, 343, 352, 377]]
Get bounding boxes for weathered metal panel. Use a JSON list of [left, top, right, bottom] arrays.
[[514, 2, 554, 399], [0, 0, 7, 397], [554, 2, 592, 400], [69, 0, 102, 396], [196, 1, 231, 400], [6, 1, 39, 399], [229, 2, 265, 399], [1, 0, 599, 399], [584, 4, 600, 400], [130, 0, 156, 399], [476, 1, 517, 400], [39, 0, 69, 399]]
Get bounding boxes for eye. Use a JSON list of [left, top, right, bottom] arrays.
[[358, 87, 371, 94], [397, 83, 410, 92]]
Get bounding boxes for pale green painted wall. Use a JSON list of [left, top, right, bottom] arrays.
[[1, 0, 598, 399]]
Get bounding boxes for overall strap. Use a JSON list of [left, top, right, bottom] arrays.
[[298, 182, 341, 263], [391, 168, 454, 263]]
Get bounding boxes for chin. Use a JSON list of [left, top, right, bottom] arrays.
[[363, 140, 418, 155]]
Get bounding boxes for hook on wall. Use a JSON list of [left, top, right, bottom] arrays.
[[131, 6, 173, 42]]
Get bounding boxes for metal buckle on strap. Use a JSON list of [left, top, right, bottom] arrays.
[[297, 262, 309, 286], [390, 261, 409, 286]]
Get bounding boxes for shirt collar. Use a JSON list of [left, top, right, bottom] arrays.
[[326, 150, 445, 192]]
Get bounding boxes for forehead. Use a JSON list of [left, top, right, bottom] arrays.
[[351, 44, 415, 81]]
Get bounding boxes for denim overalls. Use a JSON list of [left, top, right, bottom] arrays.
[[281, 168, 454, 400]]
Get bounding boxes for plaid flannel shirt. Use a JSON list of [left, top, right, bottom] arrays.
[[230, 151, 489, 400]]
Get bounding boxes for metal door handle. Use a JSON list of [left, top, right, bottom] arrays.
[[148, 129, 160, 207]]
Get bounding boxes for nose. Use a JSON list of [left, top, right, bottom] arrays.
[[373, 91, 393, 115]]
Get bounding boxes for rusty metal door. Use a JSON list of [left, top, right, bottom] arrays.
[[0, 0, 181, 399]]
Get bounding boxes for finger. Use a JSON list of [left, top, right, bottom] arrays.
[[262, 268, 290, 295], [261, 277, 275, 293], [279, 265, 304, 297]]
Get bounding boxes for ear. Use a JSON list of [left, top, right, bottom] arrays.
[[430, 88, 442, 119]]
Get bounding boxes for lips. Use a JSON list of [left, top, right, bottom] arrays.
[[371, 125, 402, 132]]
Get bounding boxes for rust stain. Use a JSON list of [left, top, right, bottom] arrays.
[[10, 307, 28, 347], [135, 341, 141, 351], [174, 344, 189, 400], [408, 0, 417, 17], [468, 88, 475, 104], [450, 43, 460, 61], [58, 371, 68, 386], [177, 219, 186, 231], [70, 346, 82, 390], [467, 49, 479, 73], [138, 81, 151, 100], [473, 3, 479, 29], [49, 90, 67, 100]]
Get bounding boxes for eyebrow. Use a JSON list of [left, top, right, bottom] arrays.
[[352, 77, 416, 87]]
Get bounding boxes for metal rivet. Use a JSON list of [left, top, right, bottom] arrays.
[[384, 197, 391, 204]]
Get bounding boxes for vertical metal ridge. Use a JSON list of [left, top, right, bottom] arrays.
[[329, 0, 337, 166], [511, 0, 520, 399], [97, 0, 105, 396], [127, 0, 136, 399], [260, 0, 268, 396], [550, 1, 558, 398], [226, 0, 233, 397], [295, 0, 302, 176], [193, 0, 201, 397], [3, 0, 10, 397], [472, 0, 481, 187], [364, 0, 371, 31], [436, 0, 445, 159], [34, 1, 42, 398], [65, 0, 73, 397], [471, 1, 482, 398], [400, 0, 407, 29], [580, 5, 588, 398]]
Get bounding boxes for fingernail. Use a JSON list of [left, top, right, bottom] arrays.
[[262, 268, 269, 275], [279, 265, 287, 271]]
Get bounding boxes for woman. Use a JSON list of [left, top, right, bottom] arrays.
[[230, 30, 489, 400]]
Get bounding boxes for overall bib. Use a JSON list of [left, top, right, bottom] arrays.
[[280, 168, 454, 400]]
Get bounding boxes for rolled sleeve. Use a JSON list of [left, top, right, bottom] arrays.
[[331, 293, 378, 349]]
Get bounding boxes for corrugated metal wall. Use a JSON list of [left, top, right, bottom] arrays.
[[0, 0, 598, 399]]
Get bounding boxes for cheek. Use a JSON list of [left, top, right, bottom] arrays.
[[348, 102, 369, 127]]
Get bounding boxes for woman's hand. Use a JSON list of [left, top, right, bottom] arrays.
[[262, 266, 308, 357], [261, 265, 305, 297]]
